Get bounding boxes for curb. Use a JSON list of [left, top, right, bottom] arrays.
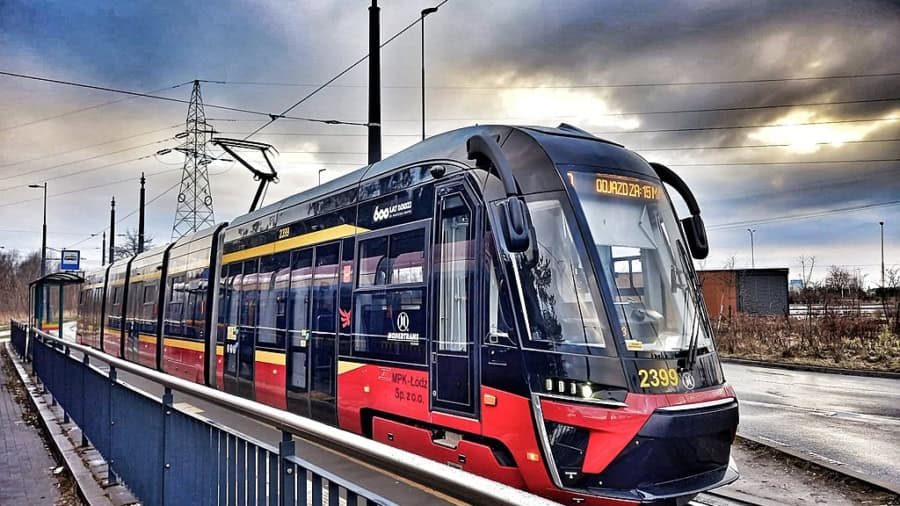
[[736, 433, 900, 497], [4, 342, 114, 506], [721, 357, 900, 380]]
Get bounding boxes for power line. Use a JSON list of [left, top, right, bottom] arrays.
[[704, 166, 898, 203], [242, 0, 452, 139], [0, 124, 182, 170], [205, 138, 900, 158], [634, 137, 900, 152], [0, 70, 370, 127], [408, 96, 900, 121], [593, 117, 900, 135], [667, 158, 900, 167], [0, 228, 92, 236], [708, 199, 900, 230], [0, 167, 183, 210], [205, 70, 900, 90], [210, 115, 899, 139], [0, 138, 176, 187], [66, 178, 183, 249], [0, 82, 191, 133], [0, 151, 165, 193]]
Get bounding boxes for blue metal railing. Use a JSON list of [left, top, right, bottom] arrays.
[[24, 327, 398, 506], [9, 320, 27, 358], [14, 323, 558, 506]]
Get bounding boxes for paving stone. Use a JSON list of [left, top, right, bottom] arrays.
[[0, 348, 64, 505]]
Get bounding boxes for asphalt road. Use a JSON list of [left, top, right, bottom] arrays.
[[723, 362, 900, 492]]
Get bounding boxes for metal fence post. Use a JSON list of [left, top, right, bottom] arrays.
[[108, 365, 118, 487], [160, 387, 173, 506], [279, 431, 296, 506], [62, 346, 70, 424], [49, 342, 55, 405], [81, 354, 89, 448]]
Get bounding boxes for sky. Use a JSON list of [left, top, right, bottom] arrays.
[[0, 0, 898, 286]]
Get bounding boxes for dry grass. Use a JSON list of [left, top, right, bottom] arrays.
[[715, 314, 900, 372]]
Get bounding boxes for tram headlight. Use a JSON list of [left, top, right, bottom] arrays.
[[580, 384, 593, 398]]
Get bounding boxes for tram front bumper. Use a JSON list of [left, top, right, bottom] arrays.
[[537, 393, 739, 504]]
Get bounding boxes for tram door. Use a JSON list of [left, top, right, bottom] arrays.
[[224, 260, 257, 399], [286, 249, 313, 416], [431, 183, 479, 417], [286, 244, 340, 424]]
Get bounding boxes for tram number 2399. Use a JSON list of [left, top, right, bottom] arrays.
[[638, 368, 679, 388]]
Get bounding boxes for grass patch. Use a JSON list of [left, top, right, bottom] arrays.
[[715, 314, 900, 372]]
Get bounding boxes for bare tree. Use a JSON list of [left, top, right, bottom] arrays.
[[826, 265, 851, 297], [112, 229, 154, 261], [798, 255, 816, 288]]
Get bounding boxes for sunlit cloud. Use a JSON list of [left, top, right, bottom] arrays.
[[747, 110, 897, 154], [496, 87, 641, 131]]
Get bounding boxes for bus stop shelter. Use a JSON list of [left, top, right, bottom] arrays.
[[28, 271, 83, 344]]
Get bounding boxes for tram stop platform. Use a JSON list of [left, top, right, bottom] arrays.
[[1, 343, 133, 506], [0, 344, 70, 504]]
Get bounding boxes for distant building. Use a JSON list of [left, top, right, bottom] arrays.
[[789, 279, 804, 293], [698, 268, 789, 319]]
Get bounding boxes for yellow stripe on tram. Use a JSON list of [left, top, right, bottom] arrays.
[[222, 224, 367, 264], [163, 337, 206, 353], [338, 361, 366, 375], [255, 350, 286, 366], [138, 334, 157, 345]]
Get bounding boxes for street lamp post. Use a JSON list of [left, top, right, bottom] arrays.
[[28, 182, 48, 276], [880, 221, 885, 304], [421, 6, 439, 141], [318, 168, 326, 186], [747, 228, 757, 269]]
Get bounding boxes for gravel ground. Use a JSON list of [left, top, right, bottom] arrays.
[[723, 437, 899, 505]]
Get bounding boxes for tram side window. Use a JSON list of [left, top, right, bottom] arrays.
[[438, 197, 472, 353], [217, 266, 229, 344], [166, 275, 184, 336], [142, 282, 158, 335], [352, 228, 427, 364], [289, 249, 313, 336], [257, 252, 289, 349], [358, 236, 387, 287]]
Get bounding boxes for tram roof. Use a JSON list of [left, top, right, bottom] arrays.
[[228, 124, 657, 229]]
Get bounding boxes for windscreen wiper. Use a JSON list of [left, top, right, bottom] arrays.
[[676, 240, 703, 370]]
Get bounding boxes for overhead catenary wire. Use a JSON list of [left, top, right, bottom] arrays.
[[393, 96, 900, 122], [199, 138, 900, 158], [203, 70, 900, 90], [633, 137, 900, 152], [0, 70, 371, 127], [207, 115, 900, 138], [707, 199, 900, 230], [666, 158, 900, 167], [240, 0, 452, 139], [66, 178, 184, 249]]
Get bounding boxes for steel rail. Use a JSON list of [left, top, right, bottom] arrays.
[[29, 326, 560, 506]]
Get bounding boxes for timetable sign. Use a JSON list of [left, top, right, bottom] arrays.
[[60, 250, 80, 271]]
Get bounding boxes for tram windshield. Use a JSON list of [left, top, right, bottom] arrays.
[[568, 170, 713, 354]]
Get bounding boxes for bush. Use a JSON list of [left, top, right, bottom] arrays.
[[715, 313, 900, 371]]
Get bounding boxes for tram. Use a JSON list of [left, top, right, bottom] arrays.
[[78, 124, 739, 505]]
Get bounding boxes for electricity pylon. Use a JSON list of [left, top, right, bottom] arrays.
[[171, 80, 216, 240]]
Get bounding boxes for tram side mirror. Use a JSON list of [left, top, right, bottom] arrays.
[[681, 215, 709, 260], [500, 196, 531, 253]]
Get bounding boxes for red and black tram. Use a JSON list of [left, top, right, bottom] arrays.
[[78, 124, 739, 505]]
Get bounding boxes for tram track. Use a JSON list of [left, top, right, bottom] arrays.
[[693, 489, 771, 506]]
